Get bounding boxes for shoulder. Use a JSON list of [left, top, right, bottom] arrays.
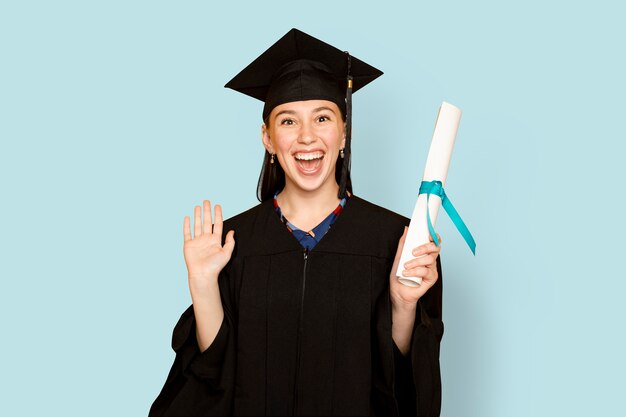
[[320, 194, 409, 259], [222, 200, 271, 231], [348, 195, 409, 229], [221, 200, 275, 246], [220, 200, 300, 256]]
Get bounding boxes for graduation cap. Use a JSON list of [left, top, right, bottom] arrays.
[[225, 28, 383, 201]]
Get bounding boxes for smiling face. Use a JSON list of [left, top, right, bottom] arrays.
[[262, 99, 346, 196]]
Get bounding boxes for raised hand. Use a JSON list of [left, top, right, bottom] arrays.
[[183, 200, 235, 293], [389, 227, 441, 306]]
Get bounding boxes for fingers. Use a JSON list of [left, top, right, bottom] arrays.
[[213, 204, 223, 238], [403, 254, 436, 270], [412, 241, 441, 257], [194, 205, 202, 239], [403, 235, 441, 269], [428, 233, 443, 245], [401, 263, 439, 283], [401, 266, 429, 278], [202, 200, 212, 235], [187, 200, 226, 240], [183, 216, 191, 241]]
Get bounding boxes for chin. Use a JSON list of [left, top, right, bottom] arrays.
[[293, 178, 331, 193], [287, 168, 336, 194]]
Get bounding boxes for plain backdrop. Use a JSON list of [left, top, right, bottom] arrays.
[[1, 1, 624, 416]]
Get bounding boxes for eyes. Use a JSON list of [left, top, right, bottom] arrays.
[[279, 115, 331, 126]]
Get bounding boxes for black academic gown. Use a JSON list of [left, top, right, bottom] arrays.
[[149, 195, 443, 417]]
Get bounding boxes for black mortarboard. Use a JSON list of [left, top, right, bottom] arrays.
[[225, 28, 383, 200]]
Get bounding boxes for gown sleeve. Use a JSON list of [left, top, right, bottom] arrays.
[[149, 263, 237, 416], [393, 255, 444, 417]]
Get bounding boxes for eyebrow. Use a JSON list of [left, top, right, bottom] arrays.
[[312, 106, 336, 114], [274, 110, 296, 119], [273, 106, 337, 120]]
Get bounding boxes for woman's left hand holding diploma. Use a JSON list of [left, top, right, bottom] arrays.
[[390, 227, 441, 306], [389, 227, 441, 354]]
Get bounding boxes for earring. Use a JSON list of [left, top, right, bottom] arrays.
[[270, 153, 275, 164], [340, 149, 345, 159]]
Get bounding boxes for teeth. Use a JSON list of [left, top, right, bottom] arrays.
[[295, 152, 324, 160]]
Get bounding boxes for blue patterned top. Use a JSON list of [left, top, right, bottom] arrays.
[[273, 192, 349, 251]]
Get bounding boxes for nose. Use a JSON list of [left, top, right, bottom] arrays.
[[298, 120, 315, 144]]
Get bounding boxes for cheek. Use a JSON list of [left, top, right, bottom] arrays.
[[330, 134, 344, 150], [271, 132, 295, 153], [318, 126, 343, 146]]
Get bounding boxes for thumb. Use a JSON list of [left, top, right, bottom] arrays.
[[223, 230, 236, 255], [391, 226, 408, 273]]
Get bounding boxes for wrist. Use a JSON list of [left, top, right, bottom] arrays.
[[391, 296, 418, 314], [188, 274, 220, 296], [188, 272, 219, 281]]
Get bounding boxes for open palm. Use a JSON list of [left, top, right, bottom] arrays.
[[183, 200, 235, 290]]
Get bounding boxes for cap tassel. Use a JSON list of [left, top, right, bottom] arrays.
[[339, 53, 353, 199]]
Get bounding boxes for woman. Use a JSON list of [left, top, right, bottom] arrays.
[[150, 29, 443, 417]]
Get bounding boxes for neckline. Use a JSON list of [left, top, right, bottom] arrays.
[[273, 191, 348, 235], [262, 193, 359, 255], [241, 194, 400, 257]]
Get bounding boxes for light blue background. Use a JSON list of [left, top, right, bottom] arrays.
[[1, 1, 624, 416]]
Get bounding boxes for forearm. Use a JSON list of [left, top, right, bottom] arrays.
[[391, 300, 417, 356], [189, 277, 224, 353]]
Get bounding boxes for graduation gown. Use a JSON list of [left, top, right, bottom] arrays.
[[149, 195, 443, 416]]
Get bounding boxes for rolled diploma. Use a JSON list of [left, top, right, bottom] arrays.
[[396, 102, 462, 287]]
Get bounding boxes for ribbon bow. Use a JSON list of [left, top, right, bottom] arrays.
[[418, 180, 476, 255]]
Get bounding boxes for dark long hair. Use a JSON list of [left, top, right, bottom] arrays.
[[256, 149, 352, 202]]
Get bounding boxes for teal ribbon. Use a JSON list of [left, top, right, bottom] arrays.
[[418, 180, 476, 255]]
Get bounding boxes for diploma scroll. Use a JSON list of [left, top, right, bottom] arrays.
[[396, 102, 462, 287]]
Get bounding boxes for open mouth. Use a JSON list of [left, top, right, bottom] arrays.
[[294, 152, 325, 172]]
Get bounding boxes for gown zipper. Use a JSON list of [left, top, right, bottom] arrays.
[[293, 248, 308, 415]]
